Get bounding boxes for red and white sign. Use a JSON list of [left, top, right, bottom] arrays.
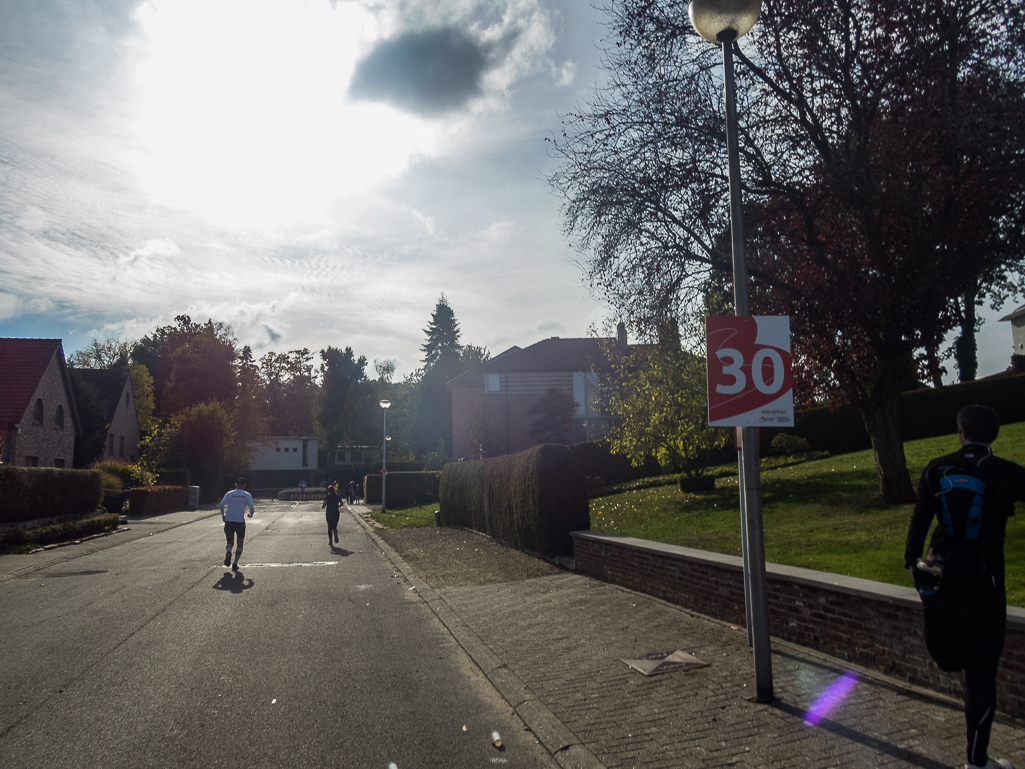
[[706, 316, 794, 427]]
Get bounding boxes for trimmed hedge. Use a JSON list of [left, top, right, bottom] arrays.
[[439, 444, 589, 558], [771, 373, 1025, 456], [363, 472, 441, 507], [567, 441, 663, 487], [2, 513, 121, 548], [129, 486, 187, 516], [0, 467, 103, 525]]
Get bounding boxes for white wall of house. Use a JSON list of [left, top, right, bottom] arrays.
[[105, 378, 141, 463], [249, 436, 319, 471]]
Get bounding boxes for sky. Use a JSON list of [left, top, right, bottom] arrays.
[[0, 0, 1021, 382]]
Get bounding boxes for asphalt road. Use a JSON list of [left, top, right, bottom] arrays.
[[0, 500, 559, 769]]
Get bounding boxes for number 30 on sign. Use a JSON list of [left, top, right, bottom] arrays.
[[705, 316, 794, 427]]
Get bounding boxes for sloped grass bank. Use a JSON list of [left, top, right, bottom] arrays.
[[590, 422, 1025, 607]]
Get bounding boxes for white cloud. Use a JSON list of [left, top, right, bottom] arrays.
[[0, 293, 20, 321]]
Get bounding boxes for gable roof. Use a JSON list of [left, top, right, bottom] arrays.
[[0, 338, 81, 432], [70, 368, 132, 423], [449, 337, 616, 387]]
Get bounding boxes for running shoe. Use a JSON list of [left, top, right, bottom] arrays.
[[232, 562, 239, 572], [224, 553, 231, 567], [966, 759, 1014, 769]]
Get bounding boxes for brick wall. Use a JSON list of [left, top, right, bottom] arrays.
[[572, 531, 1025, 718], [11, 355, 76, 467]]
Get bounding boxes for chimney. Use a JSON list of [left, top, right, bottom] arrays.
[[616, 322, 627, 348]]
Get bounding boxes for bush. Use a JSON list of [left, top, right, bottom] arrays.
[[768, 433, 814, 456], [93, 460, 157, 488], [363, 472, 441, 507], [439, 444, 589, 558], [129, 486, 187, 516], [2, 513, 121, 549], [0, 467, 103, 525], [567, 441, 663, 487]]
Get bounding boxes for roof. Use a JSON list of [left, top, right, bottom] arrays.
[[0, 338, 81, 432], [448, 337, 615, 387], [999, 304, 1025, 323], [70, 368, 131, 422]]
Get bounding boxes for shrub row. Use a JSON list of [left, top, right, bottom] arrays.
[[770, 373, 1025, 455], [0, 467, 103, 525], [362, 472, 441, 508], [2, 513, 121, 548], [129, 486, 187, 517], [567, 441, 663, 487], [439, 444, 589, 558]]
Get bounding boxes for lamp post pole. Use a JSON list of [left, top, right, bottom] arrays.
[[379, 399, 391, 512], [689, 0, 773, 703]]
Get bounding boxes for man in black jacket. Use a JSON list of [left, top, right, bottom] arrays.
[[906, 404, 1025, 769]]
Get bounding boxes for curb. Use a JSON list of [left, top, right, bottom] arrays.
[[347, 506, 606, 769]]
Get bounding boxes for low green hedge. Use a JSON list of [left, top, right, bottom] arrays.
[[2, 512, 121, 548], [129, 486, 187, 516], [363, 472, 440, 507], [0, 467, 103, 524], [774, 373, 1025, 455], [439, 444, 589, 558]]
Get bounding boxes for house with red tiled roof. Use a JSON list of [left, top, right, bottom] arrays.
[[448, 329, 627, 460], [0, 339, 81, 467]]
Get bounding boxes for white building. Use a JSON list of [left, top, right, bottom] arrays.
[[247, 436, 319, 488]]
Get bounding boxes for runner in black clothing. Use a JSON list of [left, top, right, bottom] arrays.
[[322, 482, 342, 545], [905, 405, 1025, 769]]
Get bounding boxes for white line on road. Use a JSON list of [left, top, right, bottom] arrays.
[[240, 562, 340, 568]]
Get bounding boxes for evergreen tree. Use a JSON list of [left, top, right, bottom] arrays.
[[421, 294, 461, 372]]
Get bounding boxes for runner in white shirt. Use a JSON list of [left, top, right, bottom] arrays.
[[219, 477, 255, 572]]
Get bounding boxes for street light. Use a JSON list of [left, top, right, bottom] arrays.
[[688, 0, 773, 703], [379, 399, 391, 512]]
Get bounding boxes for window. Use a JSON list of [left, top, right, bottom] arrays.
[[25, 456, 39, 467], [54, 458, 65, 468], [33, 399, 44, 424], [275, 447, 281, 453], [119, 436, 125, 458], [55, 405, 64, 428], [486, 373, 501, 393], [108, 434, 115, 456]]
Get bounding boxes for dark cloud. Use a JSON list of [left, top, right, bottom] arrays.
[[347, 27, 490, 117]]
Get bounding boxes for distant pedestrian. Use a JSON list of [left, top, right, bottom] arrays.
[[219, 477, 255, 572], [905, 405, 1025, 769], [347, 480, 355, 505], [322, 482, 342, 545]]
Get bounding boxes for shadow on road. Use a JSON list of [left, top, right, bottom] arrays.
[[213, 571, 255, 593], [330, 545, 352, 557]]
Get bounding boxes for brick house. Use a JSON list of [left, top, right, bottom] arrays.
[[0, 338, 81, 467], [449, 330, 627, 460], [71, 368, 141, 464]]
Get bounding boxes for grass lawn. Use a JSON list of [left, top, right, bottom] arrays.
[[367, 503, 439, 529], [590, 421, 1025, 607]]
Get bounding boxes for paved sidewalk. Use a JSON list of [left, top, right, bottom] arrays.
[[349, 506, 1025, 769]]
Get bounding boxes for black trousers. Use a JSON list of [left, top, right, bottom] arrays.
[[921, 574, 1006, 766]]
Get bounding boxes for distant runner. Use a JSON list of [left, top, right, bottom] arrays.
[[220, 477, 255, 572], [322, 482, 342, 545]]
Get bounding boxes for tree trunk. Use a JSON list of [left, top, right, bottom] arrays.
[[955, 288, 978, 382], [859, 393, 915, 504]]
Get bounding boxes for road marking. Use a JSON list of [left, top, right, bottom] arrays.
[[241, 562, 340, 568]]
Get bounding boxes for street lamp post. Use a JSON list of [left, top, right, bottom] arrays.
[[689, 0, 773, 703], [379, 399, 391, 512]]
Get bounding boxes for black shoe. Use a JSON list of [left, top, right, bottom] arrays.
[[224, 553, 231, 567], [232, 562, 239, 572]]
